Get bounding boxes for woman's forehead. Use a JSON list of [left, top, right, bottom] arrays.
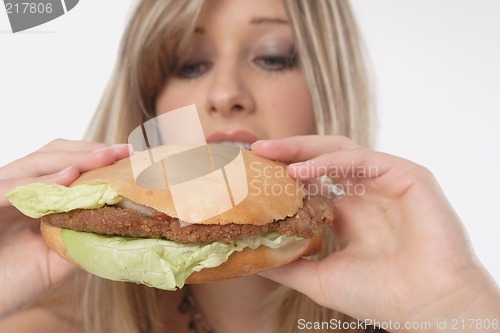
[[196, 0, 289, 27]]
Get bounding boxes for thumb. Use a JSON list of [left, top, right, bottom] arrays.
[[258, 258, 327, 307]]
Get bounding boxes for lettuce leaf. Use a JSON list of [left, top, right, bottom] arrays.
[[62, 230, 298, 291], [5, 183, 122, 218]]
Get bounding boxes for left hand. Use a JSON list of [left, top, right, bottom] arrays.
[[0, 140, 131, 319], [252, 135, 500, 332]]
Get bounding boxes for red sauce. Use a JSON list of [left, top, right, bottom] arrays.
[[155, 212, 172, 222]]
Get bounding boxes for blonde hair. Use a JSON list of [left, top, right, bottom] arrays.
[[82, 1, 376, 332]]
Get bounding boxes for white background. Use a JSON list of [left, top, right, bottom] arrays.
[[0, 1, 499, 283]]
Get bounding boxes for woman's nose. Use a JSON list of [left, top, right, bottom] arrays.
[[205, 63, 255, 117]]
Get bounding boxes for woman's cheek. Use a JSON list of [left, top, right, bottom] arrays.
[[263, 77, 315, 136]]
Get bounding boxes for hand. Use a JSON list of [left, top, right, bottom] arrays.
[[252, 136, 500, 332], [0, 139, 130, 319]]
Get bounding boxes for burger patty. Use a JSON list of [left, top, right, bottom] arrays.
[[41, 196, 335, 244]]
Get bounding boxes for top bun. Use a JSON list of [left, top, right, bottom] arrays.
[[73, 144, 304, 225]]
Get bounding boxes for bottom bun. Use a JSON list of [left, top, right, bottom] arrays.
[[40, 221, 323, 285], [186, 234, 322, 283], [41, 222, 77, 265]]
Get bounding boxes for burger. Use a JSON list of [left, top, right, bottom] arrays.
[[6, 144, 335, 291]]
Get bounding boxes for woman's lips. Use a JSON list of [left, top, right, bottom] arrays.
[[206, 130, 260, 150], [206, 130, 260, 144]]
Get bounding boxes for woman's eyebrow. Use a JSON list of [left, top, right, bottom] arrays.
[[193, 17, 288, 33], [250, 17, 289, 25]]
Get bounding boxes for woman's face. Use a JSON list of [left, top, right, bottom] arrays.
[[156, 0, 315, 144]]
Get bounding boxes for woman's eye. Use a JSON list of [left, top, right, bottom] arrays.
[[176, 61, 211, 78], [255, 54, 297, 71]]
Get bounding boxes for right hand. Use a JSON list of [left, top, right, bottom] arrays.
[[0, 139, 130, 319]]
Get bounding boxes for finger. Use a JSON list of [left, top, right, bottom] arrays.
[[288, 147, 398, 182], [0, 151, 106, 179], [0, 145, 132, 207], [74, 144, 132, 173], [36, 139, 107, 152], [289, 148, 428, 216], [258, 258, 328, 307], [259, 256, 361, 317], [44, 249, 78, 290], [0, 144, 131, 180], [251, 135, 359, 164], [0, 166, 80, 207]]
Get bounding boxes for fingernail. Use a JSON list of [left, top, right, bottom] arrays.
[[91, 144, 132, 155], [256, 270, 270, 278], [251, 140, 264, 150], [110, 143, 133, 152], [288, 162, 305, 169]]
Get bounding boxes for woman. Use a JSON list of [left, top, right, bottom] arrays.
[[0, 0, 498, 332]]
